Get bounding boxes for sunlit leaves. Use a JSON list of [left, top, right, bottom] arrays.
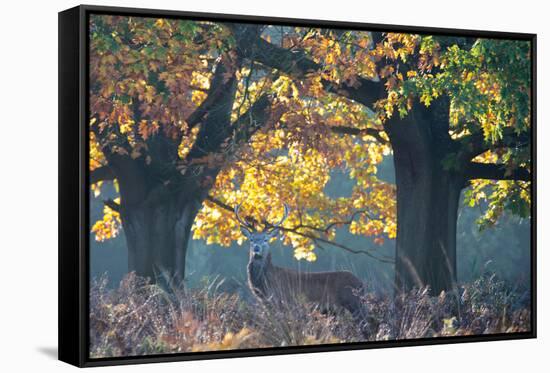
[[89, 15, 530, 258], [89, 14, 227, 161], [192, 91, 396, 259], [367, 33, 531, 224], [91, 198, 122, 241], [409, 38, 530, 143], [464, 179, 530, 229], [90, 131, 106, 171]]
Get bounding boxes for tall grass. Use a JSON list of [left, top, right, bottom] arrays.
[[89, 272, 530, 358]]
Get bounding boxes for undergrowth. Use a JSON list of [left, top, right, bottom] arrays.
[[89, 272, 531, 358]]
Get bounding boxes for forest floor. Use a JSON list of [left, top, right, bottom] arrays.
[[89, 272, 531, 358]]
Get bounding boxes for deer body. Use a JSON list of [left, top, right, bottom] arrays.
[[247, 252, 364, 316], [235, 204, 368, 334]]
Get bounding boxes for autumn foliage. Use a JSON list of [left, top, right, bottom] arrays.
[[89, 15, 531, 268]]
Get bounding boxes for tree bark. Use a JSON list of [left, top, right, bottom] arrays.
[[392, 151, 462, 294], [386, 100, 463, 294], [118, 191, 201, 285], [91, 55, 273, 285], [232, 32, 530, 295]]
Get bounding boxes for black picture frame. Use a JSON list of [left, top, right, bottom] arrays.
[[58, 4, 537, 367]]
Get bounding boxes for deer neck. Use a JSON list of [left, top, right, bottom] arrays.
[[248, 252, 272, 278], [249, 251, 272, 267], [247, 252, 273, 299]]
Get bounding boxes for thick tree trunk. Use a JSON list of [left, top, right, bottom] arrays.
[[102, 59, 242, 285], [387, 100, 463, 294], [92, 48, 272, 287], [393, 151, 462, 294], [119, 194, 202, 285]]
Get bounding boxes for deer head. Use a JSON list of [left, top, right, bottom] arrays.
[[235, 203, 289, 260]]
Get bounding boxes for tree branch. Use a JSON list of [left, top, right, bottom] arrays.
[[230, 25, 386, 108], [103, 198, 120, 212], [232, 94, 272, 143], [205, 196, 394, 263], [177, 93, 272, 179], [185, 77, 229, 129], [303, 233, 394, 263], [89, 114, 133, 154], [90, 166, 115, 184], [185, 27, 264, 130], [330, 126, 389, 144], [183, 60, 239, 164], [206, 195, 232, 210], [291, 210, 373, 234], [457, 127, 531, 160], [464, 162, 531, 182]]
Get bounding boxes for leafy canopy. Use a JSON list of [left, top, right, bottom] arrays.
[[89, 15, 531, 259]]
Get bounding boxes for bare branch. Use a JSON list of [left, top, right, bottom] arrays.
[[89, 114, 133, 154], [206, 195, 232, 211], [292, 210, 373, 234], [230, 25, 386, 108], [232, 94, 272, 145], [304, 233, 394, 264], [183, 60, 238, 164], [185, 27, 263, 131], [465, 162, 531, 182], [205, 195, 393, 263], [185, 82, 227, 129], [457, 127, 531, 160], [103, 198, 120, 212], [330, 126, 389, 144], [90, 166, 115, 184]]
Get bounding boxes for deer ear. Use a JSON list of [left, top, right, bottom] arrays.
[[240, 226, 252, 238]]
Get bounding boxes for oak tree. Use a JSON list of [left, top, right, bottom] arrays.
[[90, 16, 531, 293]]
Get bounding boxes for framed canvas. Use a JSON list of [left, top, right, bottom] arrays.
[[58, 4, 536, 367]]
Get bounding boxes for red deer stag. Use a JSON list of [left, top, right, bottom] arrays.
[[235, 203, 369, 337]]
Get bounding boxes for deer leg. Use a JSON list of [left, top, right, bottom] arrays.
[[342, 295, 371, 339]]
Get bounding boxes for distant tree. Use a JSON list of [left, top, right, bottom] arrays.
[[90, 16, 531, 293]]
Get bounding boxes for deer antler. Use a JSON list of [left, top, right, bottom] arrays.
[[234, 203, 255, 230], [235, 203, 289, 232], [266, 203, 289, 232]]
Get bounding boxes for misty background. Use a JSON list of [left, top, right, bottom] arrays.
[[90, 156, 531, 293]]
